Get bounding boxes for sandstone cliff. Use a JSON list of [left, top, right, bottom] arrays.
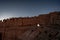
[[0, 11, 60, 40], [1, 11, 59, 26]]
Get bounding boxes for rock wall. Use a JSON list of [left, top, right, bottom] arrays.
[[0, 12, 59, 26], [0, 11, 60, 40], [49, 12, 60, 25]]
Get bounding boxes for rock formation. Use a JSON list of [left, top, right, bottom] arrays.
[[0, 11, 60, 40]]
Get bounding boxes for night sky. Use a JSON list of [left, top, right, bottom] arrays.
[[0, 0, 60, 20]]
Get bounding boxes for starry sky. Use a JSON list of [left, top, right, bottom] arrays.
[[0, 0, 60, 20]]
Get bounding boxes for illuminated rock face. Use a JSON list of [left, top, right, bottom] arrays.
[[0, 12, 60, 40]]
